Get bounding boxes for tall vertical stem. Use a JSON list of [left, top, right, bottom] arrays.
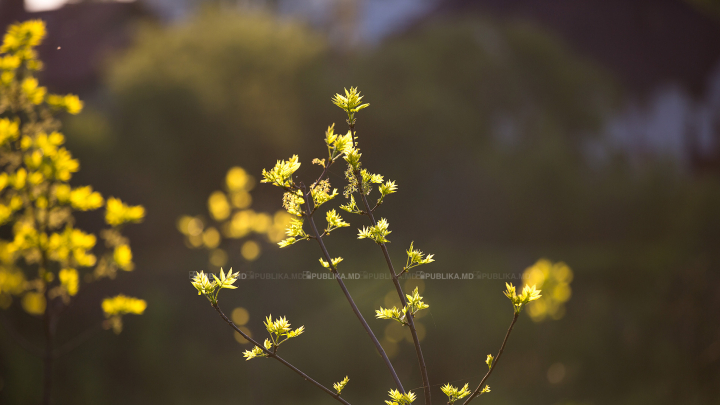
[[41, 283, 54, 405], [355, 185, 432, 404], [37, 184, 54, 405], [348, 124, 431, 404], [302, 184, 405, 394]]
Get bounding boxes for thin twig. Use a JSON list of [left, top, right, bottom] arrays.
[[53, 322, 103, 358], [42, 282, 54, 405], [0, 312, 44, 357], [301, 183, 406, 394], [211, 303, 352, 405], [462, 312, 519, 405], [38, 185, 55, 405], [310, 159, 334, 189]]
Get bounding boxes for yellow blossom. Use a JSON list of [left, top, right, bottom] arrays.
[[105, 197, 145, 226], [69, 186, 104, 211], [101, 294, 147, 316], [59, 268, 79, 296], [113, 245, 134, 271]]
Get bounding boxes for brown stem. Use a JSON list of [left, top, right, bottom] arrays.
[[42, 286, 54, 405], [211, 303, 351, 405], [301, 183, 406, 394], [353, 181, 432, 404], [462, 312, 519, 405], [0, 312, 44, 357], [53, 322, 103, 358], [310, 156, 336, 189], [37, 184, 55, 405]]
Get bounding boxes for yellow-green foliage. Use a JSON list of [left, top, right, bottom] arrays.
[[333, 376, 349, 395], [0, 20, 145, 332], [189, 87, 573, 404], [376, 287, 429, 326], [385, 389, 416, 405], [441, 383, 471, 404], [191, 268, 239, 305], [503, 282, 542, 314]]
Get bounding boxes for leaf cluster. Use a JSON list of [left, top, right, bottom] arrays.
[[243, 314, 305, 360], [190, 268, 239, 305], [385, 389, 416, 405], [375, 287, 429, 326], [401, 241, 435, 275], [331, 87, 369, 126], [504, 282, 542, 313], [441, 383, 471, 404], [358, 217, 392, 244]]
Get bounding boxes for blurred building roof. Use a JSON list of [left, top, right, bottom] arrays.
[[0, 0, 151, 94], [435, 0, 720, 96]]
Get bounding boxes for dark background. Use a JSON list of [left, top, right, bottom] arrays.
[[1, 0, 720, 404]]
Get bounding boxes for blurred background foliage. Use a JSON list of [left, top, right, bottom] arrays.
[[1, 2, 719, 405]]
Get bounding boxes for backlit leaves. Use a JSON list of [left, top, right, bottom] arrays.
[[261, 155, 301, 189], [333, 376, 349, 395], [403, 241, 435, 274], [332, 86, 369, 125], [325, 209, 349, 234], [385, 389, 415, 405], [319, 256, 343, 270], [339, 195, 362, 215], [504, 283, 542, 314], [278, 217, 309, 248], [191, 268, 239, 305], [358, 218, 391, 244], [441, 383, 471, 404], [376, 288, 428, 326], [311, 179, 338, 208]]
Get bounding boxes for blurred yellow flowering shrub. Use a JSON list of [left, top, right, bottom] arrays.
[[0, 20, 147, 401], [178, 166, 292, 266]]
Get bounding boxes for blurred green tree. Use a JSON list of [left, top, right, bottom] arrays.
[[105, 10, 325, 191]]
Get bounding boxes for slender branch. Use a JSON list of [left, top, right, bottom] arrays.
[[350, 159, 431, 405], [310, 159, 334, 189], [310, 146, 346, 190], [53, 322, 103, 358], [462, 312, 519, 405], [42, 282, 54, 405], [211, 303, 351, 405], [300, 183, 406, 394], [0, 312, 44, 357], [38, 185, 55, 405]]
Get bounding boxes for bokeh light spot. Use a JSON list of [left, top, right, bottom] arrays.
[[209, 249, 228, 267], [231, 307, 250, 325], [241, 240, 260, 261]]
